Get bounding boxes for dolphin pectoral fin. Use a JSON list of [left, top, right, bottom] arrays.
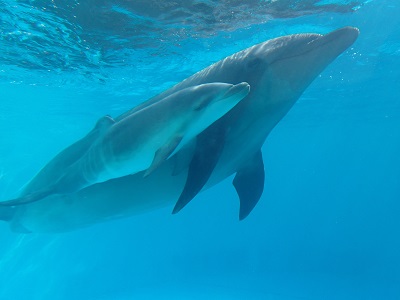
[[172, 126, 225, 214], [233, 150, 265, 220], [144, 136, 183, 177], [0, 188, 54, 206], [171, 139, 196, 176]]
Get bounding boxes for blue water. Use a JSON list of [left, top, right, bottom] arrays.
[[1, 0, 399, 299]]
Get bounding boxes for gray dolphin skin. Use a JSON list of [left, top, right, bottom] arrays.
[[0, 27, 359, 233], [0, 82, 250, 206]]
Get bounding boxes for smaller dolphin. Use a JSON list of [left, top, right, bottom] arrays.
[[1, 82, 250, 206]]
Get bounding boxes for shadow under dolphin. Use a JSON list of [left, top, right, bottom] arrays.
[[1, 27, 359, 233]]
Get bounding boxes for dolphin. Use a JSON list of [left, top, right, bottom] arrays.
[[0, 27, 359, 233], [0, 82, 250, 206]]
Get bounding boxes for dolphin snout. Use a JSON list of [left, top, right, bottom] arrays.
[[323, 26, 359, 47], [222, 82, 250, 100]]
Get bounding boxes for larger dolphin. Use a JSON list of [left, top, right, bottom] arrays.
[[0, 27, 359, 233]]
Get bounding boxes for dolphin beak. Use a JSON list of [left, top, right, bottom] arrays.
[[221, 82, 250, 101], [269, 26, 359, 93], [308, 26, 359, 54], [273, 26, 359, 63]]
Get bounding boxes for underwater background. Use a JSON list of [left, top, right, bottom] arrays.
[[0, 1, 399, 299]]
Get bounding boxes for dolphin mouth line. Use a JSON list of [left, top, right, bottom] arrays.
[[270, 35, 328, 64]]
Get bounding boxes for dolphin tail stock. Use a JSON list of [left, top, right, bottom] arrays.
[[233, 150, 265, 220], [0, 188, 54, 207]]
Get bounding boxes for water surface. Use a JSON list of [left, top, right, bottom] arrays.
[[0, 1, 399, 299]]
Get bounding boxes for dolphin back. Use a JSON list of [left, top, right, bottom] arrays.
[[21, 115, 115, 196]]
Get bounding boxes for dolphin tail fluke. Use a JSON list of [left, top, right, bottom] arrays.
[[172, 126, 225, 214], [0, 188, 53, 207], [233, 150, 265, 220], [0, 205, 15, 222], [0, 206, 31, 232]]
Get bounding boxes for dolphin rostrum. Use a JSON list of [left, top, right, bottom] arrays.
[[0, 27, 359, 233], [0, 82, 250, 206]]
